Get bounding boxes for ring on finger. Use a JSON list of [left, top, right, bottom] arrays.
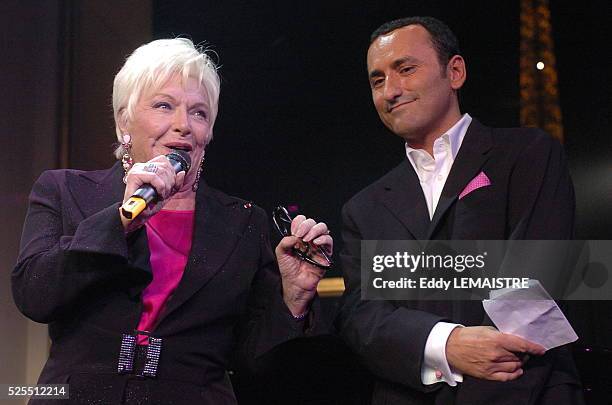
[[143, 163, 158, 173]]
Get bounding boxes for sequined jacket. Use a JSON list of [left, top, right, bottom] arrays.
[[13, 162, 320, 404]]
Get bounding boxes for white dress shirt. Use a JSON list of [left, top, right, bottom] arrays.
[[405, 113, 472, 386]]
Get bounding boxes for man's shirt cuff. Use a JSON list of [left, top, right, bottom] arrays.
[[420, 322, 464, 386]]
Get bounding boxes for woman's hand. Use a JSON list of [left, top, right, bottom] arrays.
[[275, 215, 333, 317], [119, 155, 186, 232]]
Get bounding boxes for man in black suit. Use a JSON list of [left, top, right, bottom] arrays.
[[336, 17, 583, 404]]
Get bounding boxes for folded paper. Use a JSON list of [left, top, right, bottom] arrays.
[[482, 279, 578, 350]]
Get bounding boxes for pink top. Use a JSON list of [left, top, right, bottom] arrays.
[[136, 209, 195, 344]]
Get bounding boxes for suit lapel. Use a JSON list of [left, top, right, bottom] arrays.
[[426, 119, 493, 239], [157, 182, 250, 322], [381, 160, 430, 240]]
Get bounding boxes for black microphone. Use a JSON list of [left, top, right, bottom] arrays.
[[120, 149, 191, 220]]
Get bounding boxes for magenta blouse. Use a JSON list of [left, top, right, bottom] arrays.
[[136, 209, 195, 344]]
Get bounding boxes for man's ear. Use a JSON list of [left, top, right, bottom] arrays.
[[447, 55, 467, 90]]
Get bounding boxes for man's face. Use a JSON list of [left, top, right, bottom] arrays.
[[367, 25, 463, 146]]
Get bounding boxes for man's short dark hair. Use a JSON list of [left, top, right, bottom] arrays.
[[370, 16, 461, 70]]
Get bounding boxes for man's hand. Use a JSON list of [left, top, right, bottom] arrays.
[[446, 326, 546, 381], [275, 215, 332, 317]]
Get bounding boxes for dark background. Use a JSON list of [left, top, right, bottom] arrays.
[[154, 0, 525, 251], [152, 0, 610, 245]]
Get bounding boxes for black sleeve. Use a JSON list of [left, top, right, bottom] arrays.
[[235, 207, 326, 372], [335, 202, 444, 392], [12, 171, 139, 323], [502, 131, 577, 296], [507, 130, 575, 240]]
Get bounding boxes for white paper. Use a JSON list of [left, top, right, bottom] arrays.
[[482, 280, 578, 350]]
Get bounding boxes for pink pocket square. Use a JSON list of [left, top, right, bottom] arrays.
[[459, 171, 491, 199]]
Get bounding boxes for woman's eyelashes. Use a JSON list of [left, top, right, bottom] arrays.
[[193, 109, 207, 120], [151, 100, 208, 122], [153, 101, 172, 110]]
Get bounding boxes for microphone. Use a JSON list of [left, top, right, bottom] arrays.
[[120, 149, 191, 220]]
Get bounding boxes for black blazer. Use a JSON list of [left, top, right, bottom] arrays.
[[336, 120, 583, 405], [12, 162, 320, 404]]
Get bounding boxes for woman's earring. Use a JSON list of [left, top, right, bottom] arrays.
[[121, 134, 133, 184], [192, 156, 205, 192]]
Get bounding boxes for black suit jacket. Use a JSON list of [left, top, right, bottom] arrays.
[[12, 162, 320, 404], [336, 120, 583, 405]]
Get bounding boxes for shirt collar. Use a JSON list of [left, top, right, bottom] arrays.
[[405, 113, 472, 163]]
